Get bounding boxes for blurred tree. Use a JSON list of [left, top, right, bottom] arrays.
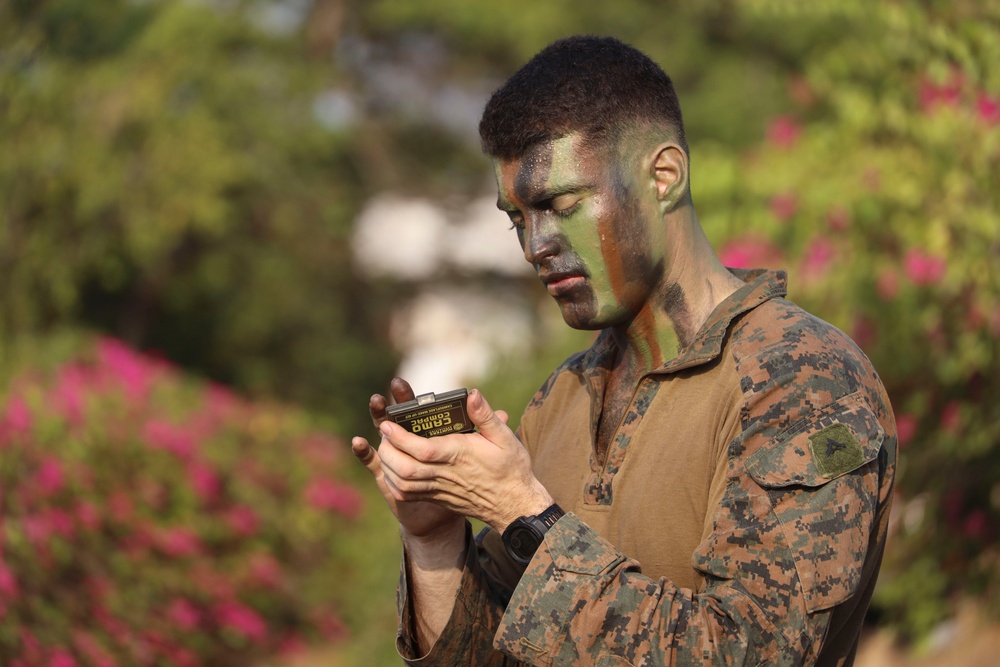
[[0, 0, 397, 434]]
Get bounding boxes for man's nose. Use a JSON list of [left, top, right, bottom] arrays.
[[522, 215, 559, 265]]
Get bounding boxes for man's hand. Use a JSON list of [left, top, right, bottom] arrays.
[[351, 377, 463, 542], [376, 388, 554, 535]]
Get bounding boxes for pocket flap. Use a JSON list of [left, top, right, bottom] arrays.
[[745, 391, 885, 488]]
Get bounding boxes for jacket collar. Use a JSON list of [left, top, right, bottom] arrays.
[[576, 268, 788, 376]]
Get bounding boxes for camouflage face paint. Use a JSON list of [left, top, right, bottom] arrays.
[[494, 134, 671, 359]]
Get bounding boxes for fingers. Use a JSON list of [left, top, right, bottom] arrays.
[[466, 389, 511, 443], [369, 377, 417, 429], [351, 435, 380, 472], [390, 377, 416, 405], [368, 393, 389, 427]]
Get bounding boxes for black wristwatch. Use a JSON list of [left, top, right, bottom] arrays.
[[502, 503, 565, 566]]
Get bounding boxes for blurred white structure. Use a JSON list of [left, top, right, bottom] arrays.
[[352, 193, 538, 392]]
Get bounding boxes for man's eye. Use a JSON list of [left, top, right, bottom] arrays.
[[550, 195, 581, 217], [507, 213, 525, 230]]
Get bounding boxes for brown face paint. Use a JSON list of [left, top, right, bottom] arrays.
[[494, 133, 683, 363], [662, 283, 695, 348]]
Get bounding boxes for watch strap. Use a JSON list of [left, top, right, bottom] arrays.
[[531, 502, 565, 533]]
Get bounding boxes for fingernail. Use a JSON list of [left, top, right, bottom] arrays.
[[379, 422, 391, 436], [469, 389, 482, 410]]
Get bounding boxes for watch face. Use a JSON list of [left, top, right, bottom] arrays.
[[505, 523, 542, 564]]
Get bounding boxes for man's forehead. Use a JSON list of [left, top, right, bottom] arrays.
[[493, 134, 588, 205]]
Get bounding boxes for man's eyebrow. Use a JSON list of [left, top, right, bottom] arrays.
[[496, 182, 593, 212], [523, 183, 592, 207]]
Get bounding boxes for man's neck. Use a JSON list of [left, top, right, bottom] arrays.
[[609, 214, 744, 378]]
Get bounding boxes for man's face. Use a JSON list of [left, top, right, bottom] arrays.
[[494, 133, 666, 330]]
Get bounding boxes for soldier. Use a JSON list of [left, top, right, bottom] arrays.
[[352, 35, 896, 666]]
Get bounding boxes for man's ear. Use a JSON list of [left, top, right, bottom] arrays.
[[650, 143, 688, 211]]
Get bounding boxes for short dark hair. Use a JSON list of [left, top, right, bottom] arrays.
[[479, 35, 688, 160]]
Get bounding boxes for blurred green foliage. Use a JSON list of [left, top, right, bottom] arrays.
[[0, 0, 397, 435], [1, 0, 998, 659]]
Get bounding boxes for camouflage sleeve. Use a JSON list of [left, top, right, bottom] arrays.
[[396, 521, 531, 666], [494, 390, 890, 666]]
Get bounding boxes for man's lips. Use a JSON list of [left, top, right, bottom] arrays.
[[540, 272, 586, 296]]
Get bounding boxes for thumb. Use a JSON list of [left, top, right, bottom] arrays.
[[467, 389, 510, 442], [351, 435, 381, 476]]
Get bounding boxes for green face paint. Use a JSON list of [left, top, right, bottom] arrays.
[[494, 133, 666, 333]]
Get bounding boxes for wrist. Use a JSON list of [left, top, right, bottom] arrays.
[[401, 519, 467, 569], [492, 483, 555, 535]]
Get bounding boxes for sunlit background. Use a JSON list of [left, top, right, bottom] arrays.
[[1, 1, 998, 665]]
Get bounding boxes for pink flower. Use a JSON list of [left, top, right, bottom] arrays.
[[96, 337, 159, 402], [2, 397, 33, 435], [965, 304, 985, 331], [108, 491, 135, 523], [204, 383, 240, 417], [801, 236, 835, 278], [876, 269, 899, 301], [23, 513, 54, 546], [315, 609, 348, 640], [903, 249, 946, 286], [826, 206, 850, 232], [940, 401, 962, 434], [919, 71, 963, 112], [248, 553, 283, 589], [225, 505, 259, 537], [0, 557, 19, 599], [192, 563, 236, 599], [75, 501, 101, 530], [35, 456, 65, 497], [51, 364, 89, 426], [719, 237, 783, 269], [895, 414, 917, 448], [216, 600, 268, 643], [304, 478, 363, 519], [143, 420, 197, 459], [187, 461, 222, 504], [767, 115, 801, 148], [162, 646, 198, 667], [73, 631, 116, 667], [862, 167, 881, 192], [769, 193, 797, 222], [278, 632, 307, 657], [46, 508, 75, 539], [301, 432, 343, 466], [47, 648, 77, 667], [963, 509, 990, 541], [977, 93, 1000, 125], [166, 598, 201, 631], [157, 527, 202, 558], [19, 629, 43, 664], [851, 317, 877, 350]]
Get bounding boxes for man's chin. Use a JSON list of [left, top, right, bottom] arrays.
[[556, 304, 604, 331]]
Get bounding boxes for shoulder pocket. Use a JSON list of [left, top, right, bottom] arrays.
[[743, 391, 885, 612], [745, 391, 884, 487]]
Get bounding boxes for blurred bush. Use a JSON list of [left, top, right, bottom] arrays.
[[0, 0, 397, 434], [687, 1, 1000, 641], [1, 0, 997, 655], [0, 333, 369, 665]]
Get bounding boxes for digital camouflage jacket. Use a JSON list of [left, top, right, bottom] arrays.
[[398, 269, 897, 666]]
